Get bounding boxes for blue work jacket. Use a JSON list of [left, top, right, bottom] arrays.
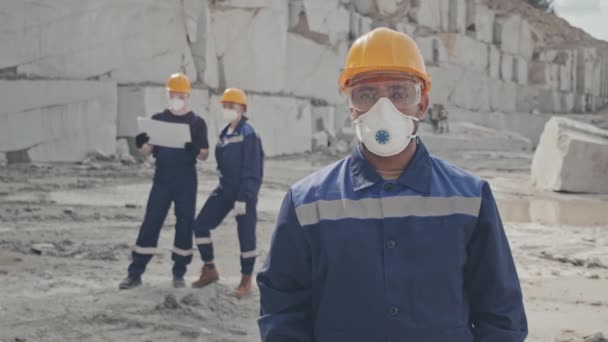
[[258, 139, 527, 342], [216, 117, 264, 202]]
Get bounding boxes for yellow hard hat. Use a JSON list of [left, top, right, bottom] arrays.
[[338, 27, 432, 93], [221, 88, 248, 105], [166, 73, 192, 93]]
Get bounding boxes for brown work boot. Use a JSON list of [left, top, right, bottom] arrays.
[[233, 274, 253, 299], [191, 264, 219, 288]]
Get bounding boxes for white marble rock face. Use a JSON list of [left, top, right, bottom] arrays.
[[1, 0, 196, 83], [0, 80, 117, 162]]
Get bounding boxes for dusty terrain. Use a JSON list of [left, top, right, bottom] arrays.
[[1, 126, 608, 342]]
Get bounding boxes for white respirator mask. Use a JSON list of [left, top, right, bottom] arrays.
[[169, 98, 186, 112], [354, 97, 419, 157], [222, 108, 239, 122]]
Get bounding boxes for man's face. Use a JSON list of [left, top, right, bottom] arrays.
[[347, 71, 429, 123]]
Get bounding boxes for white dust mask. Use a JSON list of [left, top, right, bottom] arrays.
[[354, 97, 419, 157], [222, 108, 239, 122], [169, 98, 186, 112]]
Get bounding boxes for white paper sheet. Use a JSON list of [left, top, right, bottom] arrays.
[[137, 118, 191, 148]]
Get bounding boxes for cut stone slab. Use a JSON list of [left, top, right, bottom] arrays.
[[410, 0, 448, 31], [284, 33, 346, 104], [449, 70, 491, 112], [246, 94, 312, 156], [117, 86, 211, 138], [3, 0, 196, 83], [0, 80, 117, 163], [532, 117, 608, 194], [439, 33, 488, 72], [202, 4, 288, 93], [302, 0, 349, 44], [488, 45, 501, 79], [493, 14, 532, 60], [352, 0, 377, 15], [415, 36, 448, 66], [515, 56, 528, 86], [447, 0, 467, 34], [312, 106, 337, 135], [489, 80, 517, 113], [500, 53, 514, 83], [466, 2, 494, 43]]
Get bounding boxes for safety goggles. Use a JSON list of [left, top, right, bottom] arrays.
[[346, 71, 423, 113]]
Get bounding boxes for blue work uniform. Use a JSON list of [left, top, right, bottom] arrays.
[[195, 117, 264, 275], [127, 110, 208, 278], [257, 139, 527, 342]]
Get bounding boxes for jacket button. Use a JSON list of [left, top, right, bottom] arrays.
[[386, 240, 396, 249], [389, 306, 399, 316], [383, 183, 394, 192]]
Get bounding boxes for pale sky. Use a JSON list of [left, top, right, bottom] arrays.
[[554, 0, 608, 41]]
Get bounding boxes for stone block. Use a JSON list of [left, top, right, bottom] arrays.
[[189, 0, 217, 88], [514, 56, 528, 86], [285, 33, 346, 104], [559, 64, 572, 92], [312, 106, 337, 135], [201, 5, 288, 93], [246, 94, 312, 156], [494, 14, 532, 59], [0, 80, 117, 162], [528, 61, 547, 86], [450, 70, 491, 112], [427, 65, 464, 105], [500, 53, 514, 83], [546, 63, 560, 90], [352, 0, 377, 15], [415, 36, 448, 66], [302, 0, 350, 44], [447, 0, 467, 34], [349, 12, 374, 39], [488, 45, 501, 79], [439, 33, 488, 72], [410, 0, 448, 31], [489, 80, 517, 112], [117, 86, 211, 138], [493, 15, 519, 55], [518, 19, 534, 61], [466, 3, 494, 43], [516, 85, 540, 113], [560, 92, 575, 113], [532, 117, 608, 193], [376, 0, 400, 15], [3, 0, 196, 83]]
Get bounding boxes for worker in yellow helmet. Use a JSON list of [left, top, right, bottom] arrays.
[[192, 88, 264, 298], [119, 73, 210, 289], [258, 28, 527, 341]]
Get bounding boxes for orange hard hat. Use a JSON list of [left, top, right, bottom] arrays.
[[221, 88, 248, 105], [166, 73, 191, 93], [338, 27, 432, 93]]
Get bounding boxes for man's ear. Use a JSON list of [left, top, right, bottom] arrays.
[[417, 93, 430, 120]]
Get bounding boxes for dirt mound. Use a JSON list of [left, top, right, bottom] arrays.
[[484, 0, 608, 48]]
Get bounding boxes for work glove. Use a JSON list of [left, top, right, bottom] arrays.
[[135, 132, 150, 148], [233, 201, 246, 217], [184, 142, 201, 156]]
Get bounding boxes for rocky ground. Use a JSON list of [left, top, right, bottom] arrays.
[[1, 125, 607, 342]]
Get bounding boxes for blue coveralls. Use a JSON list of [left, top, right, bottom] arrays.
[[195, 117, 264, 275], [127, 110, 208, 278], [258, 139, 528, 342]]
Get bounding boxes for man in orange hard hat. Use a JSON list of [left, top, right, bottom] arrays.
[[119, 73, 209, 289], [192, 88, 264, 298], [258, 28, 527, 341]]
